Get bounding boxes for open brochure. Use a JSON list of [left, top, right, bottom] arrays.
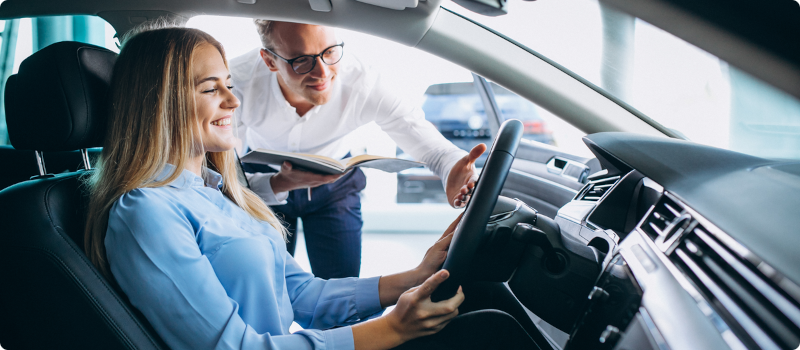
[[240, 148, 425, 175]]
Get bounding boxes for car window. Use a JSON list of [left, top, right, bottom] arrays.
[[443, 0, 800, 160], [187, 15, 590, 209], [0, 16, 118, 145]]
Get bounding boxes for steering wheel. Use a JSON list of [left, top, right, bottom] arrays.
[[432, 119, 523, 302]]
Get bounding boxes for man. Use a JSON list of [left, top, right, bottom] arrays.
[[231, 20, 484, 279]]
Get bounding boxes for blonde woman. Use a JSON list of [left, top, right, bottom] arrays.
[[84, 27, 535, 350]]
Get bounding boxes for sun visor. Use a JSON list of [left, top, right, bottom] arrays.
[[355, 0, 422, 11]]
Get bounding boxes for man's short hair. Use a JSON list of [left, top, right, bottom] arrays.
[[254, 19, 278, 51], [120, 17, 184, 47]]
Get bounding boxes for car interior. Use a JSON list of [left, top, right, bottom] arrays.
[[0, 0, 798, 349]]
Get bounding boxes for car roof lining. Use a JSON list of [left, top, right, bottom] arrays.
[[0, 0, 442, 47], [0, 0, 668, 137]]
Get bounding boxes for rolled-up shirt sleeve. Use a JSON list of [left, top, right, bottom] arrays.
[[245, 172, 289, 205], [105, 189, 350, 350]]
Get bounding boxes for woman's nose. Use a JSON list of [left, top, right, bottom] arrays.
[[224, 87, 240, 109]]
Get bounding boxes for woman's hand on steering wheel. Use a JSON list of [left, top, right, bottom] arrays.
[[386, 270, 465, 343], [413, 213, 463, 285]]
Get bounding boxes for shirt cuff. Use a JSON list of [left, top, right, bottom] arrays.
[[355, 276, 384, 320], [324, 326, 355, 350], [246, 172, 289, 205]]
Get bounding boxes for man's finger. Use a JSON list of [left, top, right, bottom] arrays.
[[414, 269, 450, 300], [467, 143, 487, 163]]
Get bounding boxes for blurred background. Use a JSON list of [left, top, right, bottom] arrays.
[[0, 0, 798, 281]]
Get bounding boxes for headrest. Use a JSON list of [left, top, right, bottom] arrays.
[[5, 41, 117, 151]]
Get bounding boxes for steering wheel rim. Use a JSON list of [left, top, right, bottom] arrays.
[[432, 119, 524, 302]]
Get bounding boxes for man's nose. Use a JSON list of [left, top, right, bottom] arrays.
[[309, 56, 330, 78]]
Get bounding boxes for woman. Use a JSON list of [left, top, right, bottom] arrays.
[[84, 27, 535, 350]]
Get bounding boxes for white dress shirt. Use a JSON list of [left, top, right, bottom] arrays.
[[230, 48, 467, 204]]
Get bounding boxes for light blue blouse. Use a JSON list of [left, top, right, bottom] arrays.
[[105, 165, 383, 349]]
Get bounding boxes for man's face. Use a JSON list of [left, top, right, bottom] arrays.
[[261, 23, 340, 107]]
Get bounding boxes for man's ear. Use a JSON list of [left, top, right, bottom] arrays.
[[260, 49, 280, 72]]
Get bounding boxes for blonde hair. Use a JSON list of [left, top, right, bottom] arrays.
[[84, 27, 285, 276]]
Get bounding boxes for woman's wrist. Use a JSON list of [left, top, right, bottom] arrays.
[[378, 270, 424, 308], [352, 317, 407, 350], [410, 266, 430, 287]]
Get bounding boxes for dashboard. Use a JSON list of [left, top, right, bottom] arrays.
[[545, 133, 800, 350]]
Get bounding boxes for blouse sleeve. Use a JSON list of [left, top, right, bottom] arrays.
[[105, 189, 354, 350], [283, 255, 384, 330]]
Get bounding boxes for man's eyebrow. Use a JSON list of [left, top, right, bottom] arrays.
[[286, 43, 340, 57], [196, 74, 232, 85]]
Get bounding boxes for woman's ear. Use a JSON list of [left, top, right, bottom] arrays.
[[260, 49, 280, 72]]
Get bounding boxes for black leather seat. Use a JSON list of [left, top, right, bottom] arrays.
[[0, 42, 167, 349]]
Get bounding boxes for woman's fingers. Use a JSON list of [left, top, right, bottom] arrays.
[[419, 307, 459, 332], [433, 232, 454, 250], [413, 269, 449, 302], [439, 212, 465, 239]]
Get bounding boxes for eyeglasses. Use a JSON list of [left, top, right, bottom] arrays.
[[263, 43, 345, 75]]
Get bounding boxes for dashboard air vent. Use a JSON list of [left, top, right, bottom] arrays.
[[640, 195, 683, 240], [575, 176, 619, 202], [670, 226, 800, 350]]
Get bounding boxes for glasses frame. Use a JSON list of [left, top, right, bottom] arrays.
[[262, 42, 345, 75]]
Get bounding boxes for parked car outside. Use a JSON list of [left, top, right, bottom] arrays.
[[397, 81, 553, 203]]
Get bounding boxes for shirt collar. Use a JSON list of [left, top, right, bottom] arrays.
[[156, 164, 223, 190], [270, 72, 324, 121]]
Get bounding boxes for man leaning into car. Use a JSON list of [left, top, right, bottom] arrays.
[[231, 20, 485, 279]]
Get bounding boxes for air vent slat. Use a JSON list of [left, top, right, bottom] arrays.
[[671, 227, 800, 350], [664, 203, 681, 217], [575, 176, 619, 202], [640, 196, 680, 240], [648, 222, 663, 236]]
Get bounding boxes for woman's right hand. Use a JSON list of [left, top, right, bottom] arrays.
[[385, 269, 465, 343]]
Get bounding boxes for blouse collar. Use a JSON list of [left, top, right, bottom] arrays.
[[155, 164, 223, 190]]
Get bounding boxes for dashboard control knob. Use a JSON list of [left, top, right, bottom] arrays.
[[587, 286, 610, 301], [598, 325, 620, 344]]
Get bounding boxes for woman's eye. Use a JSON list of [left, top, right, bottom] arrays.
[[202, 88, 218, 93], [227, 85, 234, 90]]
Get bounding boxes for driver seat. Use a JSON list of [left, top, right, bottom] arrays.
[[0, 42, 167, 349]]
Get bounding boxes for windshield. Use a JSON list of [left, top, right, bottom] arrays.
[[443, 0, 800, 160]]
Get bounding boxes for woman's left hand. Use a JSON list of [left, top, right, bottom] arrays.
[[414, 212, 463, 285], [377, 212, 464, 308]]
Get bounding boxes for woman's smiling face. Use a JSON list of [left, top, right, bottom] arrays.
[[193, 43, 239, 154]]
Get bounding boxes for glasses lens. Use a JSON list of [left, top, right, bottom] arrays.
[[321, 45, 343, 65], [292, 56, 314, 74]]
